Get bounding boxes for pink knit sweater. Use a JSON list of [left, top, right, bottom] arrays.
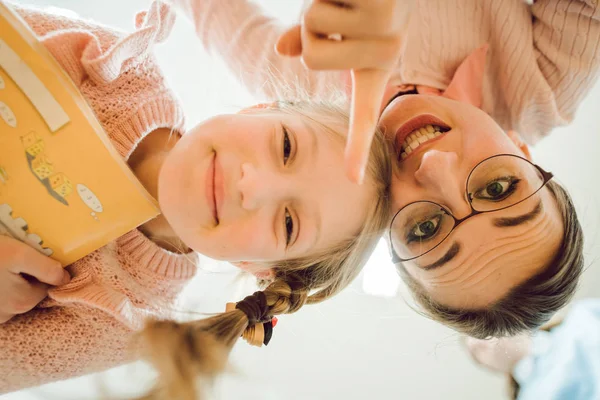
[[172, 0, 600, 144], [0, 2, 198, 393]]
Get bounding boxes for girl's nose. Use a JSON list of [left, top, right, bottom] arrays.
[[237, 162, 289, 210]]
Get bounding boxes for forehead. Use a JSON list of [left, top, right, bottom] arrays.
[[405, 189, 564, 308]]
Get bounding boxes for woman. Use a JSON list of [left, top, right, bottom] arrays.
[[169, 0, 593, 337]]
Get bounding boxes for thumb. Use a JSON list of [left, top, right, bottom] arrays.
[[16, 249, 70, 286], [345, 68, 391, 184], [275, 25, 302, 57]]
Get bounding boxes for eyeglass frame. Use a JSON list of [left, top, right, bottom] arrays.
[[388, 154, 554, 264]]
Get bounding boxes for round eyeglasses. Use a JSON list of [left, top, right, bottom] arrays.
[[388, 154, 554, 263]]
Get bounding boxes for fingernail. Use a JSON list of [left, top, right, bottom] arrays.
[[61, 269, 71, 285], [357, 167, 366, 185]]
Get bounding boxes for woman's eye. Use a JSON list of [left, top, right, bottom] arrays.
[[284, 208, 294, 246], [407, 215, 442, 243], [475, 178, 520, 201], [283, 126, 292, 165]]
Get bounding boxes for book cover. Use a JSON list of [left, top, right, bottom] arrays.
[[0, 2, 160, 266]]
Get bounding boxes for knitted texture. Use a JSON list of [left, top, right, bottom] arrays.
[[171, 0, 600, 144], [0, 2, 198, 393]]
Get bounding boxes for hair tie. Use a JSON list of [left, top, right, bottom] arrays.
[[235, 291, 269, 325], [226, 292, 276, 347]]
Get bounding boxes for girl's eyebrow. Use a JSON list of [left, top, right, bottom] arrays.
[[306, 204, 322, 251], [291, 197, 322, 252], [298, 119, 318, 156]]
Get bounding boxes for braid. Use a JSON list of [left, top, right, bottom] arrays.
[[136, 277, 311, 400], [263, 278, 309, 315]]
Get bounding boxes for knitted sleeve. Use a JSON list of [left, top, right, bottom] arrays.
[[531, 0, 600, 127], [169, 0, 346, 100], [0, 304, 133, 394]]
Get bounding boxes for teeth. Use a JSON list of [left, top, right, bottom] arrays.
[[398, 124, 447, 160]]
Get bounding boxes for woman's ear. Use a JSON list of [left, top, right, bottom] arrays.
[[442, 44, 489, 109], [507, 130, 532, 160], [232, 261, 275, 280]]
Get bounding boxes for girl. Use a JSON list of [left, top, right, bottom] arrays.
[[0, 1, 391, 394], [168, 0, 591, 338]]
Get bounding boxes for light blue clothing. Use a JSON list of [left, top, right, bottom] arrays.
[[513, 299, 600, 400]]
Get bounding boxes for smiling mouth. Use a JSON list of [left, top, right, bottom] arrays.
[[212, 154, 219, 224], [395, 115, 451, 162], [205, 151, 220, 224]]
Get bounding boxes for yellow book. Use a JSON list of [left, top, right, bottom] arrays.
[[0, 2, 160, 266]]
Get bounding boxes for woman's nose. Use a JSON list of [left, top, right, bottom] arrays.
[[414, 150, 471, 216], [237, 162, 287, 210]]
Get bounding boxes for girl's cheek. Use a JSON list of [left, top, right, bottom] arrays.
[[228, 222, 276, 260]]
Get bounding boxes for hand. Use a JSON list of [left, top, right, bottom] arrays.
[[276, 0, 412, 183], [0, 235, 70, 323]]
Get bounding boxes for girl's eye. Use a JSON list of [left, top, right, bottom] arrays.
[[283, 126, 292, 165], [407, 215, 442, 243], [284, 208, 294, 246], [475, 178, 520, 201]]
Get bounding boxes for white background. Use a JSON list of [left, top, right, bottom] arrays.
[[3, 1, 600, 399]]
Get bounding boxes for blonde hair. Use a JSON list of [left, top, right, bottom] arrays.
[[397, 180, 584, 339], [136, 97, 392, 399]]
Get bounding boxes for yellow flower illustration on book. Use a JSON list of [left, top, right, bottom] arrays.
[[21, 133, 72, 206], [21, 131, 45, 157], [30, 153, 53, 179]]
